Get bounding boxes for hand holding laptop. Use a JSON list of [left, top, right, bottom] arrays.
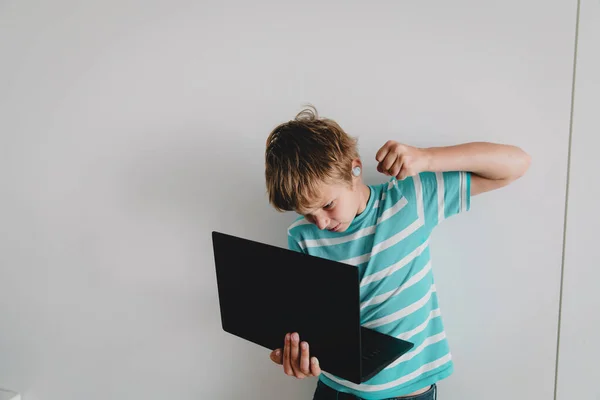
[[269, 331, 322, 379]]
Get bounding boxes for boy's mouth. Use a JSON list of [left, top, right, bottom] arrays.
[[328, 223, 341, 232]]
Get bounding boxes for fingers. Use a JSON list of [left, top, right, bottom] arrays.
[[300, 342, 310, 375], [396, 167, 409, 180], [375, 141, 392, 163], [270, 348, 282, 365], [378, 155, 404, 178], [283, 333, 306, 378], [283, 333, 293, 376], [381, 152, 398, 172], [389, 158, 404, 178], [377, 141, 405, 175], [377, 141, 420, 179], [290, 333, 300, 363], [290, 333, 307, 378], [280, 333, 317, 379]]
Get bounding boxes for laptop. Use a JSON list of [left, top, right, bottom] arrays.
[[211, 231, 414, 384]]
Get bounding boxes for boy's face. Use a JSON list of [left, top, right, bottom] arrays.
[[298, 177, 367, 233]]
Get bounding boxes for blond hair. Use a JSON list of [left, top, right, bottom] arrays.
[[265, 105, 359, 212]]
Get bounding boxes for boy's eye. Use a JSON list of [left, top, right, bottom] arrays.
[[324, 201, 334, 210]]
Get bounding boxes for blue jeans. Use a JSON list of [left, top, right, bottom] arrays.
[[312, 381, 437, 400]]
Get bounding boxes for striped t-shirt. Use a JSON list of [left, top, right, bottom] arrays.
[[287, 171, 471, 399]]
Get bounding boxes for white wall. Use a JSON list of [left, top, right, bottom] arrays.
[[0, 1, 579, 399], [556, 0, 600, 398]]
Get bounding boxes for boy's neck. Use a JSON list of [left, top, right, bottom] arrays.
[[356, 183, 371, 216]]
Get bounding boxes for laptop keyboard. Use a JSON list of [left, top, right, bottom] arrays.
[[361, 344, 382, 361], [361, 347, 385, 376], [360, 327, 384, 362]]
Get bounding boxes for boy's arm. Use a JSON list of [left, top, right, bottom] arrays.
[[424, 142, 531, 195], [376, 141, 531, 196]]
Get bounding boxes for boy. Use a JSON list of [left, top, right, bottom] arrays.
[[264, 106, 530, 399]]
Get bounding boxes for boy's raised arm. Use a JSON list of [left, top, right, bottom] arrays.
[[376, 141, 531, 196]]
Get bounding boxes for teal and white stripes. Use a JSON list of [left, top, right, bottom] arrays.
[[287, 171, 471, 399]]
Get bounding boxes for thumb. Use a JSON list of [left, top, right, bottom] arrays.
[[270, 348, 283, 365], [310, 357, 322, 376]]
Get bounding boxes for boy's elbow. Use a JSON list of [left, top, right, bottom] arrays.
[[512, 148, 531, 181]]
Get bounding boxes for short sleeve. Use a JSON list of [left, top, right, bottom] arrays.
[[416, 171, 471, 228], [288, 234, 305, 253]]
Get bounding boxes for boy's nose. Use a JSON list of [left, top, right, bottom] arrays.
[[315, 217, 330, 230]]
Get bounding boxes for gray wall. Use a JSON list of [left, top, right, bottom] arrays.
[[0, 0, 592, 399]]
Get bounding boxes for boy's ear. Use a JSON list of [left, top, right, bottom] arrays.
[[351, 159, 363, 188], [351, 159, 363, 174]]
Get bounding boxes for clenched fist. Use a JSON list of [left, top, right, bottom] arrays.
[[376, 141, 430, 180]]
